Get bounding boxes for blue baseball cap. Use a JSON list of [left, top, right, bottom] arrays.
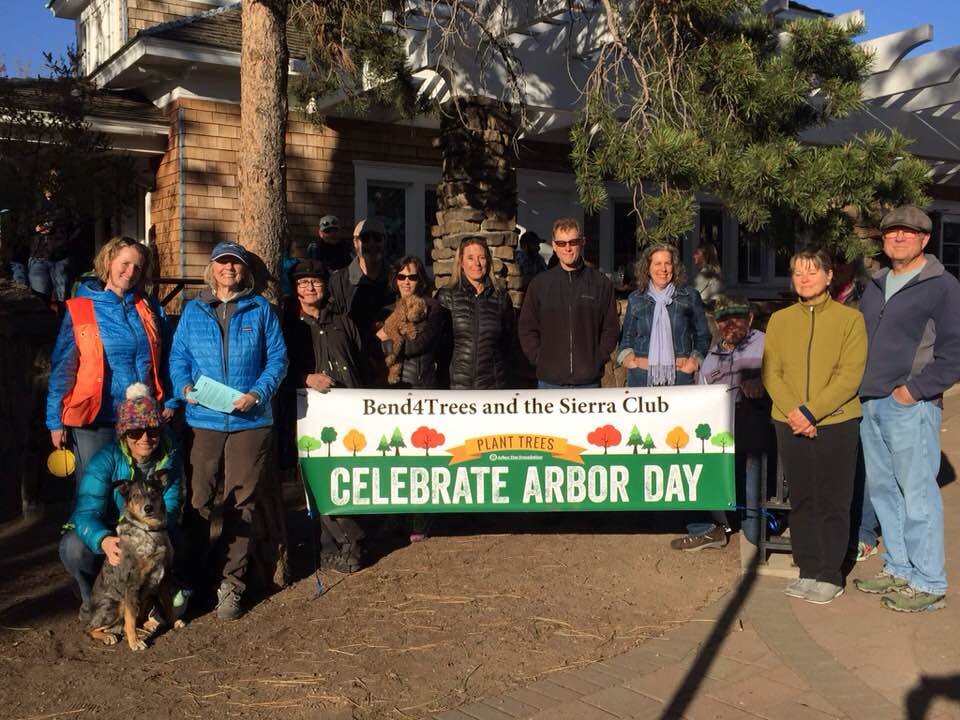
[[210, 241, 250, 266]]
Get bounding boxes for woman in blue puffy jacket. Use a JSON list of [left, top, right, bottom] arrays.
[[59, 384, 182, 622], [169, 241, 287, 620], [618, 244, 711, 387], [47, 236, 174, 487]]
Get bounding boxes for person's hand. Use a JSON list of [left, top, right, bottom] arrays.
[[786, 407, 812, 434], [892, 385, 916, 406], [160, 407, 175, 422], [676, 357, 699, 375], [51, 429, 67, 449], [375, 328, 388, 342], [101, 536, 122, 567], [741, 378, 764, 399], [233, 393, 258, 413], [183, 385, 198, 405], [622, 354, 648, 370], [305, 373, 334, 392], [800, 425, 818, 439]]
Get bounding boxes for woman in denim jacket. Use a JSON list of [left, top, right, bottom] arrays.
[[618, 244, 711, 387]]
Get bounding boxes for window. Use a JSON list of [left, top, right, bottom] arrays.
[[79, 0, 123, 76], [698, 205, 724, 268], [613, 201, 639, 280], [354, 161, 441, 271], [941, 216, 960, 279]]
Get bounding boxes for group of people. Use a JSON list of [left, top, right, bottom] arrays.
[[49, 205, 960, 628]]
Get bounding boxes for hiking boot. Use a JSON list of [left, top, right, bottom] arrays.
[[856, 541, 879, 562], [854, 569, 908, 595], [881, 587, 946, 613], [783, 577, 816, 599], [669, 525, 728, 552], [803, 581, 844, 605], [216, 583, 242, 621]]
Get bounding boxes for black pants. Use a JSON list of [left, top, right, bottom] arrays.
[[319, 516, 366, 560], [776, 419, 860, 586]]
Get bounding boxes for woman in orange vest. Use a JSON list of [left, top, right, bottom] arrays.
[[46, 236, 173, 487]]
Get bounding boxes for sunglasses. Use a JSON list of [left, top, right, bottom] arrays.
[[126, 427, 161, 440], [357, 233, 385, 243], [553, 238, 585, 248], [396, 273, 419, 282]]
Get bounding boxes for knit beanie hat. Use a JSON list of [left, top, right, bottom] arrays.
[[116, 383, 162, 435]]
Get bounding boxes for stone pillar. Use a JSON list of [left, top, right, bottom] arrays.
[[431, 98, 523, 306]]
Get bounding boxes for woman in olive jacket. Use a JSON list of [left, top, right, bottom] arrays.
[[437, 237, 515, 390], [762, 248, 867, 605]]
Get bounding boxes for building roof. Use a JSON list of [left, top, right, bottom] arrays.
[[0, 79, 166, 125], [140, 3, 311, 60]]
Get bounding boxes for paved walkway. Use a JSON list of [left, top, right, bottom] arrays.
[[435, 394, 960, 720]]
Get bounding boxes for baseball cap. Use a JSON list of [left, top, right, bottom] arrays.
[[210, 241, 250, 266], [880, 205, 932, 234], [319, 215, 340, 232], [353, 218, 387, 238]]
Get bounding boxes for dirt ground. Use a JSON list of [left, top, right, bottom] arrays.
[[0, 502, 739, 720]]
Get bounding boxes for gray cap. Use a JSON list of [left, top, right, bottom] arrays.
[[880, 205, 932, 234], [319, 215, 339, 232], [353, 218, 387, 237]]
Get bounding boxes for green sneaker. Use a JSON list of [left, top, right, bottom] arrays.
[[881, 587, 946, 613], [854, 570, 908, 595]]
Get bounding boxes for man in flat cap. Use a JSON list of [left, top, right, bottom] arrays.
[[855, 205, 960, 612]]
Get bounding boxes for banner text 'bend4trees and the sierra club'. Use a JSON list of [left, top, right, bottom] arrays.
[[298, 387, 736, 514]]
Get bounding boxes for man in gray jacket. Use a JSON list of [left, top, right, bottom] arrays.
[[854, 205, 960, 612]]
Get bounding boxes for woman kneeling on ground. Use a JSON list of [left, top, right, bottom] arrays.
[[59, 384, 185, 622], [762, 248, 866, 605]]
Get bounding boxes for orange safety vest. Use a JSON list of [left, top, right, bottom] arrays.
[[60, 296, 165, 428]]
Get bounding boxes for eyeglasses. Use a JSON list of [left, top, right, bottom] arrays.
[[126, 427, 160, 440], [396, 273, 419, 282], [553, 238, 585, 248], [297, 278, 325, 287]]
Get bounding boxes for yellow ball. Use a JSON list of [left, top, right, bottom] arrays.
[[47, 448, 76, 478]]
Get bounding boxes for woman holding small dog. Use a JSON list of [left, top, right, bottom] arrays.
[[437, 237, 515, 389], [377, 255, 445, 389], [169, 241, 288, 620], [47, 236, 175, 490], [59, 383, 183, 623]]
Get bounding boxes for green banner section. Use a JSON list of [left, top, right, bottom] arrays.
[[301, 451, 735, 514]]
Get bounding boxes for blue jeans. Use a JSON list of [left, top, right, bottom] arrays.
[[70, 427, 115, 492], [28, 257, 69, 301], [10, 261, 27, 286], [537, 381, 600, 389], [861, 395, 946, 594], [59, 530, 101, 608], [626, 369, 694, 387]]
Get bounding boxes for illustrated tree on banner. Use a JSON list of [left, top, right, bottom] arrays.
[[390, 427, 406, 456], [695, 423, 712, 452], [587, 425, 622, 455], [343, 429, 367, 456], [711, 431, 735, 453], [642, 433, 656, 454], [297, 435, 321, 457], [320, 426, 338, 457], [376, 434, 391, 456], [411, 426, 446, 456], [666, 426, 690, 454], [627, 425, 643, 454]]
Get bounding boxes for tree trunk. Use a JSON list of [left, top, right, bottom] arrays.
[[239, 0, 289, 299], [240, 0, 289, 593]]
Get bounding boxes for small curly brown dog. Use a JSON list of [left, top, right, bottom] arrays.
[[87, 477, 184, 651], [382, 294, 428, 384]]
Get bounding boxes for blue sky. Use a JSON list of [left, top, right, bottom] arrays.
[[0, 1, 958, 78]]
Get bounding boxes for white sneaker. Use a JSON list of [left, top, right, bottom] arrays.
[[803, 581, 844, 605], [783, 578, 816, 598]]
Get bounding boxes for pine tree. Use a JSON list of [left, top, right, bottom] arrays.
[[627, 425, 643, 455], [377, 434, 390, 456], [389, 427, 406, 456]]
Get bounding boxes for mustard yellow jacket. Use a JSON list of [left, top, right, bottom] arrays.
[[761, 296, 867, 427]]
